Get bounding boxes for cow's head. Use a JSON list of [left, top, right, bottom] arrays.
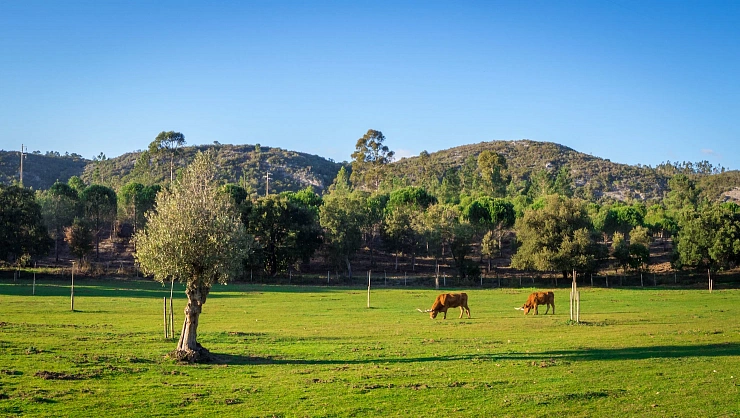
[[516, 304, 532, 314], [417, 308, 436, 319]]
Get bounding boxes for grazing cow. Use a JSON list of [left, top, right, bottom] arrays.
[[517, 291, 555, 315], [422, 293, 471, 319]]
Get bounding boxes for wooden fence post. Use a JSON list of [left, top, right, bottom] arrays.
[[163, 297, 168, 339], [71, 262, 75, 312]]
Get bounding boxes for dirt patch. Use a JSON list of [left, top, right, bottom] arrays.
[[34, 370, 99, 380]]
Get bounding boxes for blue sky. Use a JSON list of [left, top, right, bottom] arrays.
[[1, 1, 739, 170]]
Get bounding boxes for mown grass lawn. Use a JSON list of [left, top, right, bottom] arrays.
[[1, 278, 739, 417]]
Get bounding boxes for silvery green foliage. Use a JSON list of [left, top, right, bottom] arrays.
[[135, 152, 251, 287]]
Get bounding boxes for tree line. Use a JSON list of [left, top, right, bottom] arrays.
[[2, 130, 740, 283]]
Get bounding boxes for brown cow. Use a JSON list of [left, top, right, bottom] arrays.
[[422, 293, 471, 319], [517, 291, 555, 315]]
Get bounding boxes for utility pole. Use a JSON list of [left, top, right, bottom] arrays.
[[264, 172, 271, 196], [19, 144, 27, 187]]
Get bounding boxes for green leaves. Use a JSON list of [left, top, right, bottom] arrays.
[[0, 185, 52, 261], [674, 201, 740, 270], [134, 152, 252, 287], [512, 195, 601, 274], [350, 129, 394, 191]]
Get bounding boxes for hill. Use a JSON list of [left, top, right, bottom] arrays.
[[0, 150, 87, 190], [80, 143, 345, 195], [3, 139, 740, 202], [392, 139, 738, 202]]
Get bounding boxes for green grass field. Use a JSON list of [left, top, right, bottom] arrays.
[[1, 278, 739, 417]]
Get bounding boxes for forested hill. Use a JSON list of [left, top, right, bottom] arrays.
[[80, 144, 345, 195], [392, 139, 739, 201], [0, 150, 87, 190], [3, 139, 739, 201]]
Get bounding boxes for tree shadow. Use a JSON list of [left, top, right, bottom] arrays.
[[207, 342, 740, 366]]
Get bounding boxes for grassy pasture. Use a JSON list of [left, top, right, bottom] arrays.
[[1, 278, 739, 417]]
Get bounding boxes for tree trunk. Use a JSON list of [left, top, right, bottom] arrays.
[[345, 256, 352, 280], [55, 226, 60, 263], [173, 282, 210, 362]]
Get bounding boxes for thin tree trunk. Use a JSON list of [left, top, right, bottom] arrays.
[[369, 233, 374, 267], [55, 226, 60, 262], [345, 256, 352, 280]]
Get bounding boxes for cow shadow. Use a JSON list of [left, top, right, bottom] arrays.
[[207, 342, 740, 366]]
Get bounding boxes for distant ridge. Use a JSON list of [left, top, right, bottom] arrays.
[[391, 139, 736, 201], [2, 139, 739, 202]]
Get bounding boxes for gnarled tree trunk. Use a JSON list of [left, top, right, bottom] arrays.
[[173, 282, 210, 362]]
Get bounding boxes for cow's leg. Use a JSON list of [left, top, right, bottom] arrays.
[[544, 304, 550, 314], [534, 304, 539, 315], [443, 309, 447, 319], [459, 306, 464, 318]]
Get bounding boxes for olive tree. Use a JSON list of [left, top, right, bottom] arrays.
[[134, 152, 252, 362]]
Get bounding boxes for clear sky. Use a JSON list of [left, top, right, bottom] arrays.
[[1, 1, 739, 169]]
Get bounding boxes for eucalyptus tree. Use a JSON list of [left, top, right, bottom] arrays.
[[383, 186, 436, 271], [319, 167, 367, 278], [476, 150, 509, 197], [437, 167, 462, 204], [243, 192, 322, 276], [629, 225, 652, 271], [80, 185, 117, 260], [149, 131, 186, 182], [644, 204, 677, 244], [611, 232, 631, 274], [350, 129, 394, 191], [464, 197, 515, 270], [134, 152, 252, 362], [118, 182, 160, 235], [39, 182, 79, 262]]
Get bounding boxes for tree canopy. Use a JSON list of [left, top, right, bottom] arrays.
[[134, 151, 252, 362], [0, 185, 52, 264], [149, 131, 186, 182], [512, 195, 603, 277], [350, 129, 394, 191]]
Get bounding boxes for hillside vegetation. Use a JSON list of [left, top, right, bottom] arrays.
[[0, 151, 87, 190], [392, 140, 704, 202], [3, 140, 739, 202], [80, 144, 344, 195]]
